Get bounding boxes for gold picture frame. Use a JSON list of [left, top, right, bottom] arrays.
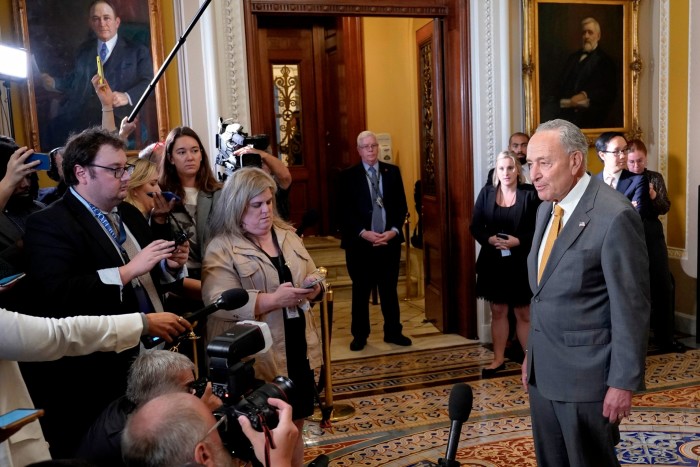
[[13, 0, 169, 151], [522, 0, 641, 143]]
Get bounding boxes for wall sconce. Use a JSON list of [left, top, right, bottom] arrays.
[[0, 44, 29, 139]]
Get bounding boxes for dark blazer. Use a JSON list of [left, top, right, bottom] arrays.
[[58, 35, 152, 126], [526, 177, 650, 402], [470, 184, 540, 273], [20, 189, 175, 455], [596, 169, 652, 219], [338, 161, 408, 250]]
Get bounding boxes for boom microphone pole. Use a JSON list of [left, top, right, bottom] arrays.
[[127, 0, 213, 123]]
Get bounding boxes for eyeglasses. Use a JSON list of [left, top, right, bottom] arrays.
[[358, 143, 379, 150], [87, 163, 135, 178], [198, 413, 227, 444], [601, 148, 630, 156]]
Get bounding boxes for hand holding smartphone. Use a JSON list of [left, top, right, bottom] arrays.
[[147, 191, 181, 203], [26, 153, 51, 171], [496, 233, 509, 240]]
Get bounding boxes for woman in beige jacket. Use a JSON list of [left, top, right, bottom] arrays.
[[202, 167, 322, 466]]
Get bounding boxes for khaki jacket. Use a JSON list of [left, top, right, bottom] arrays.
[[202, 226, 322, 381]]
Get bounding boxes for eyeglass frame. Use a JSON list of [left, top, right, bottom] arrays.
[[86, 163, 135, 178], [198, 413, 227, 445], [358, 143, 379, 151], [600, 148, 630, 156]]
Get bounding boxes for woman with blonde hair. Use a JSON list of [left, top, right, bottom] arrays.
[[202, 167, 322, 467], [470, 150, 540, 377], [125, 157, 160, 218]]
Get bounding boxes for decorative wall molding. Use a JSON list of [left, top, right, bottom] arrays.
[[668, 247, 686, 260], [220, 0, 251, 129], [657, 0, 670, 237], [249, 1, 448, 17]]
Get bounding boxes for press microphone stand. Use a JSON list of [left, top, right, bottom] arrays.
[[127, 0, 213, 123]]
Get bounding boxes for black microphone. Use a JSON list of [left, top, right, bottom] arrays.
[[438, 383, 473, 467], [142, 288, 248, 348]]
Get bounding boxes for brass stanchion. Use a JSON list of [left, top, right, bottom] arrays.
[[402, 214, 413, 300], [309, 284, 355, 425]]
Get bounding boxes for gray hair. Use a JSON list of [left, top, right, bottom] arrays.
[[582, 17, 601, 35], [208, 167, 292, 239], [125, 350, 194, 406], [122, 393, 209, 467], [492, 150, 525, 186], [535, 119, 588, 171], [357, 130, 376, 146]]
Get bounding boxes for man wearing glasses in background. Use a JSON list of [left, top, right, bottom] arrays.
[[21, 127, 189, 458], [594, 132, 651, 218], [338, 130, 411, 352]]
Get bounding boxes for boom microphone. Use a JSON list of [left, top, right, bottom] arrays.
[[142, 288, 248, 348], [438, 383, 473, 467]]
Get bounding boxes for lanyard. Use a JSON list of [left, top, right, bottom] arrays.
[[86, 202, 127, 247]]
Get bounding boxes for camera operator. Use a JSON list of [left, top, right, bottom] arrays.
[[122, 392, 297, 467], [0, 309, 189, 467], [232, 146, 292, 220], [77, 350, 221, 466]]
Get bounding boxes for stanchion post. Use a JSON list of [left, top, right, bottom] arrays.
[[403, 214, 412, 300], [309, 283, 355, 425]]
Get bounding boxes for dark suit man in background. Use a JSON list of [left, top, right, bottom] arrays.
[[595, 132, 652, 219], [339, 131, 411, 351], [485, 132, 531, 185], [542, 17, 617, 128], [21, 127, 188, 457], [41, 0, 153, 148], [523, 119, 650, 466]]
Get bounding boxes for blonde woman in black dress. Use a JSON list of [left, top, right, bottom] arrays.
[[471, 151, 541, 376]]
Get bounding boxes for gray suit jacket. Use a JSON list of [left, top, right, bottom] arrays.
[[526, 177, 650, 402]]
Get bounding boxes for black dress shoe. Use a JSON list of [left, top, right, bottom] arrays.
[[350, 338, 366, 351], [660, 340, 687, 354], [384, 334, 412, 346], [481, 363, 506, 378]]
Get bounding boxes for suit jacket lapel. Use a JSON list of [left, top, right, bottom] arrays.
[[536, 182, 597, 289], [616, 172, 632, 195], [529, 202, 551, 291], [64, 191, 124, 263]]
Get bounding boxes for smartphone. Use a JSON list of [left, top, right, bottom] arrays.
[[0, 408, 44, 431], [303, 276, 324, 289], [96, 55, 105, 84], [496, 233, 509, 240], [147, 191, 181, 203], [26, 153, 51, 171], [0, 272, 25, 287]]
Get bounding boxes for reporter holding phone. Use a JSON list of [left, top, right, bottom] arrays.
[[159, 126, 222, 284], [202, 168, 322, 467], [0, 309, 190, 467], [470, 150, 541, 377]]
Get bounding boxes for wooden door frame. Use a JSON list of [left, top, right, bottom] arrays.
[[243, 0, 476, 339]]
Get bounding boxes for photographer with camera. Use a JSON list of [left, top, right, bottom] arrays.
[[122, 392, 297, 467], [77, 350, 221, 466], [232, 146, 292, 220], [202, 168, 323, 466]]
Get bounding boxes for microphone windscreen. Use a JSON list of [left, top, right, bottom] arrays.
[[219, 288, 249, 310], [448, 383, 473, 423]]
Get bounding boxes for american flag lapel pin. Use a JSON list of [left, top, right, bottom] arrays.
[[579, 221, 586, 227]]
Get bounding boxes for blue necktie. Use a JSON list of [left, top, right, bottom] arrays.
[[368, 166, 384, 233], [99, 42, 108, 63]]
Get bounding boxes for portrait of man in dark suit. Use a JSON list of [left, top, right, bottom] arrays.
[[26, 0, 157, 149], [538, 4, 625, 129]]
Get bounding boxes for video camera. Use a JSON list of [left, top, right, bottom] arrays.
[[207, 321, 294, 462], [215, 118, 270, 181]]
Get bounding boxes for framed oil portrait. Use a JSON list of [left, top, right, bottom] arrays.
[[12, 0, 168, 151], [522, 0, 641, 142]]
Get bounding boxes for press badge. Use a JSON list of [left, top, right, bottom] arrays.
[[286, 307, 300, 319]]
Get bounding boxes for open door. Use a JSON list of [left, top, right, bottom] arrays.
[[416, 20, 449, 332]]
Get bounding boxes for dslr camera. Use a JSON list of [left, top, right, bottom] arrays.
[[215, 118, 270, 181], [207, 322, 294, 462]]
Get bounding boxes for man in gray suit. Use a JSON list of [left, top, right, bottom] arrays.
[[522, 119, 650, 467]]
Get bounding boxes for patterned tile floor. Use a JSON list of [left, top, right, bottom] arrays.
[[304, 299, 700, 466]]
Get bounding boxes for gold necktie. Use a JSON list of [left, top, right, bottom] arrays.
[[538, 204, 564, 283]]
